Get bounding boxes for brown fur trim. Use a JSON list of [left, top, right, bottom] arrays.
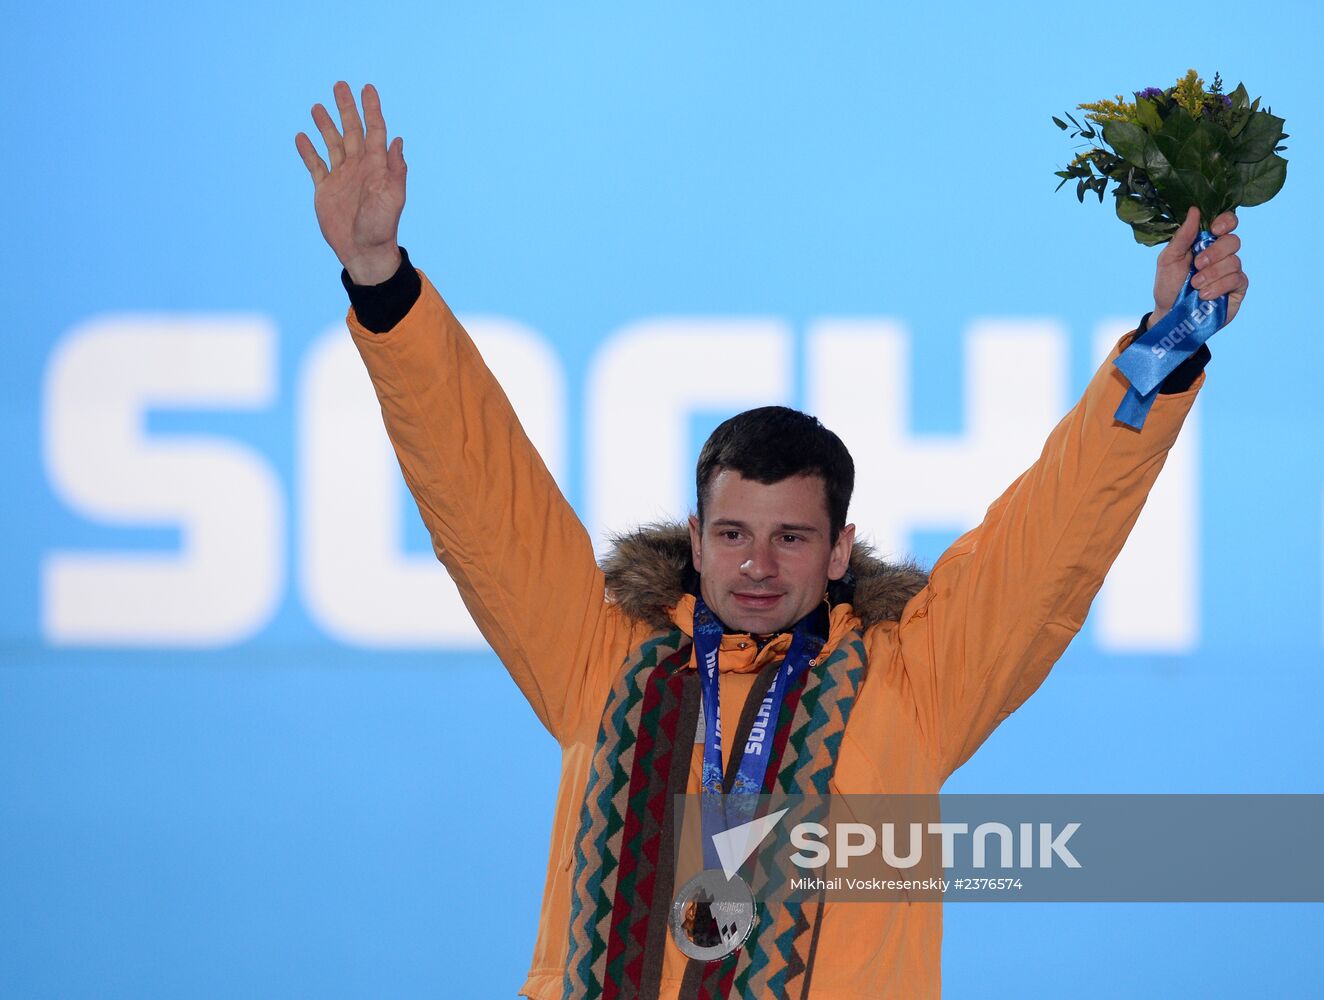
[[599, 521, 929, 632]]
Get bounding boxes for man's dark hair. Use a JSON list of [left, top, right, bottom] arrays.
[[695, 406, 855, 543]]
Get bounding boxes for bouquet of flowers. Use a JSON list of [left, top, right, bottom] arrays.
[[1049, 70, 1287, 429], [1053, 70, 1288, 245]]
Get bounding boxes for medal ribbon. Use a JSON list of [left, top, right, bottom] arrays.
[[693, 595, 824, 872], [1113, 229, 1227, 429]]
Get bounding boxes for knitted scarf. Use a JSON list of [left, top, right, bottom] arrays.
[[563, 627, 869, 1000]]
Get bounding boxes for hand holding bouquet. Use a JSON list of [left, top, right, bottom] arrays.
[[1053, 70, 1286, 428]]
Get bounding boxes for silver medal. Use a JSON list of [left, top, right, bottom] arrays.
[[669, 869, 756, 961]]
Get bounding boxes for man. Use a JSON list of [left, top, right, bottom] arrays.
[[296, 82, 1247, 999]]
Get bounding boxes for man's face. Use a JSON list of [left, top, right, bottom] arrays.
[[688, 470, 855, 635]]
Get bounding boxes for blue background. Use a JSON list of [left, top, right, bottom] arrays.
[[3, 2, 1322, 996]]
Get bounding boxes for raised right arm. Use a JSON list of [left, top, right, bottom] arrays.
[[346, 274, 624, 743], [298, 83, 628, 743]]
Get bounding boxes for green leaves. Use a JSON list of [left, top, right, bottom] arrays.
[[1230, 110, 1287, 162], [1115, 196, 1156, 224], [1236, 154, 1288, 207], [1135, 96, 1164, 134], [1103, 121, 1174, 182], [1116, 194, 1177, 244], [1146, 108, 1235, 226], [1054, 73, 1288, 245], [1130, 220, 1180, 246]]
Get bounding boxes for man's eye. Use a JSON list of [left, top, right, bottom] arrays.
[[780, 534, 802, 544], [721, 530, 742, 541]]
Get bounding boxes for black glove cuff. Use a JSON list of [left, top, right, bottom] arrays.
[[340, 247, 421, 333]]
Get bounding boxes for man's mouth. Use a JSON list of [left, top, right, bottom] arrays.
[[732, 592, 783, 610]]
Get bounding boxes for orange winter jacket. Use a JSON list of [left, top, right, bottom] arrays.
[[347, 271, 1204, 999]]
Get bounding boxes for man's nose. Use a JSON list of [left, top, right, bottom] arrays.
[[740, 541, 777, 581]]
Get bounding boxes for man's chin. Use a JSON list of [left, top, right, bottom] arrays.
[[722, 603, 797, 636]]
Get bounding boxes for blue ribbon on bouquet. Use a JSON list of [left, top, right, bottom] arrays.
[[1113, 229, 1227, 429]]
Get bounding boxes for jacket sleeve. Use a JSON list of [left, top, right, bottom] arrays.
[[876, 326, 1206, 779], [345, 269, 626, 745]]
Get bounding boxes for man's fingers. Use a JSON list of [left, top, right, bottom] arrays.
[[311, 103, 344, 169], [387, 135, 407, 179], [334, 80, 365, 156], [295, 132, 329, 184], [1196, 233, 1240, 269], [1176, 206, 1200, 244], [1162, 207, 1200, 261], [1203, 270, 1249, 302], [1213, 211, 1239, 236], [363, 83, 388, 153], [1193, 255, 1242, 296]]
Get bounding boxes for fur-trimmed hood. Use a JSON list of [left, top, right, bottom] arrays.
[[600, 522, 929, 633]]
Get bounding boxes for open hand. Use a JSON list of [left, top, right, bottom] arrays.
[[1152, 206, 1248, 328], [295, 82, 406, 285]]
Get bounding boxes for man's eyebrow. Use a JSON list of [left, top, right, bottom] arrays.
[[710, 518, 822, 534]]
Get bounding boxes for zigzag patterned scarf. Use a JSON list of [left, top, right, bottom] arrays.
[[563, 627, 869, 1000]]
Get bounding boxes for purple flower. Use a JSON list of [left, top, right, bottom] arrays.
[[1220, 94, 1232, 107], [1138, 87, 1163, 100]]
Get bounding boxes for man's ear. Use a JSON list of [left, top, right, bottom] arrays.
[[828, 523, 856, 580], [688, 514, 703, 573]]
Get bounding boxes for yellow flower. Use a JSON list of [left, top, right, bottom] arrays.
[[1079, 94, 1136, 125], [1173, 68, 1206, 117]]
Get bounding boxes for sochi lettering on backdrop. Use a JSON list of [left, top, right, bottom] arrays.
[[41, 315, 283, 646], [42, 313, 1198, 652], [297, 318, 566, 647]]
